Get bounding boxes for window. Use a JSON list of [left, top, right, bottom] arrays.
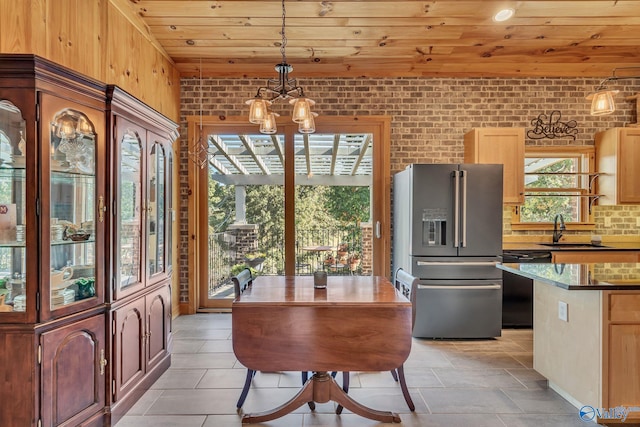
[[513, 147, 595, 227]]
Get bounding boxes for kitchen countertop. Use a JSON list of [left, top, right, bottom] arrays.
[[503, 242, 640, 251], [498, 262, 640, 290]]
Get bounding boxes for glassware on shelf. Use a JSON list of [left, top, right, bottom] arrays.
[[51, 109, 96, 174], [0, 99, 27, 315], [49, 107, 97, 312]]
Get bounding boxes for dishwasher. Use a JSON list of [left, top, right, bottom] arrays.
[[501, 250, 552, 328]]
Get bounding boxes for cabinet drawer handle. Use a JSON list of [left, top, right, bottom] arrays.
[[99, 349, 107, 376]]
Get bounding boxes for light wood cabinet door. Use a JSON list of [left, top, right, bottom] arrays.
[[596, 128, 640, 204], [608, 324, 640, 409], [464, 128, 525, 204], [551, 250, 640, 263]]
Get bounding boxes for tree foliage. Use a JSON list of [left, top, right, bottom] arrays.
[[208, 181, 369, 233], [324, 186, 370, 225], [520, 158, 578, 222]]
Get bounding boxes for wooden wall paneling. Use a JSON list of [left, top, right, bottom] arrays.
[[46, 0, 105, 81], [151, 48, 181, 121], [0, 0, 46, 55], [106, 3, 143, 101], [106, 1, 180, 121]]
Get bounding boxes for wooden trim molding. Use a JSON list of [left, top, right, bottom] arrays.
[[183, 115, 392, 313]]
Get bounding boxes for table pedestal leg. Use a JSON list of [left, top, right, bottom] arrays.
[[241, 372, 401, 424]]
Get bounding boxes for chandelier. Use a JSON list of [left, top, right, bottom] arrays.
[[246, 0, 317, 134], [586, 67, 640, 116]]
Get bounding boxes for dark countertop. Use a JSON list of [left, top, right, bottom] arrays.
[[498, 262, 640, 290], [503, 242, 640, 251]]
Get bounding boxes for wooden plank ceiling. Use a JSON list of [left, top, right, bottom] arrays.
[[125, 0, 640, 78]]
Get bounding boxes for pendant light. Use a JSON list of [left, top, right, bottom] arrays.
[[586, 67, 640, 116], [245, 0, 317, 134]]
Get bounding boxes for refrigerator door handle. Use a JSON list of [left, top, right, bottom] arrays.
[[461, 169, 467, 247], [453, 170, 460, 247], [416, 261, 498, 266], [419, 284, 501, 290]]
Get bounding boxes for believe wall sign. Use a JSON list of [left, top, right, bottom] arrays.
[[527, 111, 578, 140]]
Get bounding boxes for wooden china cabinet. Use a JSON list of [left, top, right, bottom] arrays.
[[0, 55, 176, 426], [105, 86, 176, 423], [0, 55, 107, 427]]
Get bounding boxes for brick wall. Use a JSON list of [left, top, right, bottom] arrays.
[[178, 76, 639, 303]]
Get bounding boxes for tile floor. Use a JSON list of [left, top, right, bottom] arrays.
[[115, 313, 589, 427]]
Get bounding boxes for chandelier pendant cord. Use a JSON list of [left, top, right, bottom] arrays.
[[280, 0, 287, 66]]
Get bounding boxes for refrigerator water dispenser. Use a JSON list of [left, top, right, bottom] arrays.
[[422, 209, 446, 246]]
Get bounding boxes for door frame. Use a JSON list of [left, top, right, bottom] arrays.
[[184, 115, 391, 314]]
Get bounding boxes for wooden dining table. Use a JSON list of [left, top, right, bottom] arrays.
[[232, 275, 412, 424]]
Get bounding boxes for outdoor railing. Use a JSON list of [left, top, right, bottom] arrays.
[[207, 227, 364, 298]]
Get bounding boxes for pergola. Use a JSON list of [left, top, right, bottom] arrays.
[[202, 131, 373, 224]]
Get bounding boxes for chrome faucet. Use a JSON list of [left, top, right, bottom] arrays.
[[552, 214, 566, 244]]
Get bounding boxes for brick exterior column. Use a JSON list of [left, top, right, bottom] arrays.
[[227, 223, 259, 265], [360, 222, 372, 276]]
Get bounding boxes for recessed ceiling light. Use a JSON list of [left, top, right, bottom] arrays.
[[493, 8, 515, 22]]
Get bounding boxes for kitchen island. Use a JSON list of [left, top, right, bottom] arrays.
[[498, 263, 640, 424]]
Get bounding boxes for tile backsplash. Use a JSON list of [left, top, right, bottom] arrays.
[[503, 205, 640, 240]]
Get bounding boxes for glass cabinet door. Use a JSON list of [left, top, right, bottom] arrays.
[[116, 123, 144, 296], [147, 139, 166, 278], [0, 100, 27, 314], [47, 101, 102, 315]]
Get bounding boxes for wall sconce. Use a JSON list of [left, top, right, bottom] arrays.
[[587, 67, 640, 116]]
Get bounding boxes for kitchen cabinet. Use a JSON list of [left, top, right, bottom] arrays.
[[534, 282, 640, 424], [596, 127, 640, 204], [551, 250, 640, 263], [463, 128, 525, 204], [0, 54, 107, 426], [105, 86, 176, 423]]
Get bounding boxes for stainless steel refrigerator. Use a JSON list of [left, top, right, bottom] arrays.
[[393, 164, 503, 338]]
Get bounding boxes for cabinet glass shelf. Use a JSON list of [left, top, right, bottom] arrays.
[[0, 100, 26, 314], [50, 108, 96, 311]]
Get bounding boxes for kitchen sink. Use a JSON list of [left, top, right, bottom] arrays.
[[541, 243, 610, 249]]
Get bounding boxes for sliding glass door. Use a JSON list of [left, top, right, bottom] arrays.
[[191, 118, 390, 310]]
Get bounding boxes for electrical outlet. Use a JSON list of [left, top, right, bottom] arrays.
[[558, 301, 568, 322], [604, 217, 612, 228]]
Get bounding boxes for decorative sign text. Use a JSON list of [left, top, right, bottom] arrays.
[[527, 110, 578, 140]]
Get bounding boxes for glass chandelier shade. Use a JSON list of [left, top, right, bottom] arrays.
[[247, 98, 271, 124], [260, 112, 279, 134], [585, 67, 640, 116], [298, 112, 318, 134], [54, 114, 77, 139], [290, 98, 315, 123], [587, 89, 619, 116]]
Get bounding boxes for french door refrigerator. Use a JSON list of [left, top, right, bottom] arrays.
[[393, 164, 503, 338]]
